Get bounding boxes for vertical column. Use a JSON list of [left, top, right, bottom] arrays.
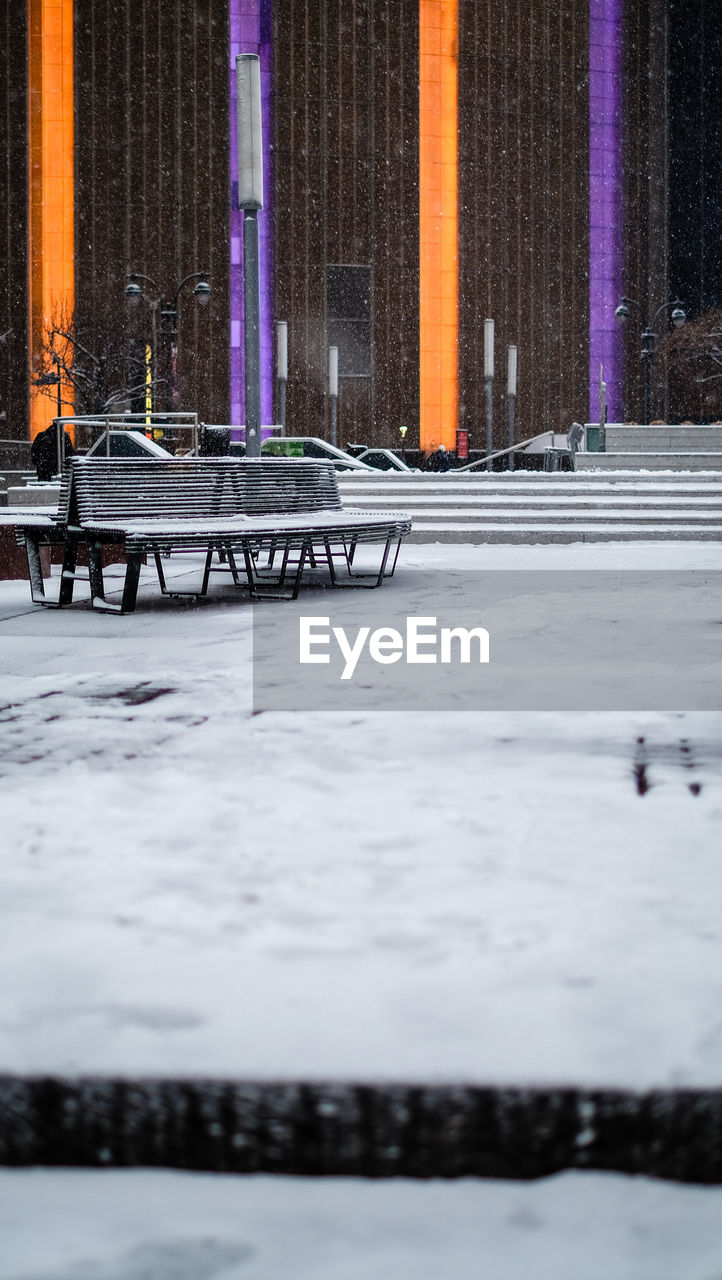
[[419, 0, 458, 453], [28, 0, 74, 437], [589, 0, 623, 422], [230, 0, 273, 433]]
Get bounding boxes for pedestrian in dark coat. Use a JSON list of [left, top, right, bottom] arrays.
[[426, 444, 452, 473], [30, 426, 74, 481]]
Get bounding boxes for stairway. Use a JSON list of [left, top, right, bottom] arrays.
[[338, 470, 722, 544]]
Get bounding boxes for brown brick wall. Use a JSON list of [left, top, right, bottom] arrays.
[[74, 0, 231, 423], [273, 0, 420, 449], [458, 0, 590, 447], [621, 0, 671, 422]]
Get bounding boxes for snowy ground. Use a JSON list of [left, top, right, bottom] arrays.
[[2, 1168, 722, 1279], [1, 540, 721, 1089]]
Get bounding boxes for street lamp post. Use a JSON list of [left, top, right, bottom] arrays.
[[329, 345, 339, 447], [399, 423, 408, 464], [484, 318, 494, 471], [507, 344, 517, 472], [125, 272, 211, 414], [32, 354, 65, 469], [614, 297, 686, 423], [236, 53, 264, 458], [276, 320, 288, 430]]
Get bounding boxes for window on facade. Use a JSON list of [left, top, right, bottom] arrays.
[[327, 265, 371, 377]]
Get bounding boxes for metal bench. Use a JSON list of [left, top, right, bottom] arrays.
[[15, 457, 411, 613]]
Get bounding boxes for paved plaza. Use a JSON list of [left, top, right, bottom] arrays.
[[1, 541, 720, 1089]]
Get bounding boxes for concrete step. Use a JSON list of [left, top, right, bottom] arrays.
[[340, 470, 722, 487], [576, 452, 722, 471], [343, 495, 722, 512], [405, 524, 722, 544], [385, 508, 721, 524]]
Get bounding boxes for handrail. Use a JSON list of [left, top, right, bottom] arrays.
[[52, 411, 200, 462], [454, 431, 552, 472]]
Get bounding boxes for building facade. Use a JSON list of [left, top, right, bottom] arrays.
[[1, 0, 719, 453]]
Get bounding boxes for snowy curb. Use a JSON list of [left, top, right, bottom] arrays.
[[1, 1076, 721, 1183]]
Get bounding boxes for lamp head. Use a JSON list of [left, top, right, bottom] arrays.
[[671, 305, 686, 329], [125, 279, 143, 307], [614, 300, 631, 325], [193, 278, 211, 306]]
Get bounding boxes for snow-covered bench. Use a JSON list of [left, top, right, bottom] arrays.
[[15, 457, 411, 613]]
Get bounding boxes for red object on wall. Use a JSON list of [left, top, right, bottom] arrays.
[[456, 428, 469, 460]]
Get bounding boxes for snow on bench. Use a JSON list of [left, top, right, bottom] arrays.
[[14, 457, 411, 613]]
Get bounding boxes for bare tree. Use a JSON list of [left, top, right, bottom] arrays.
[[663, 308, 722, 423], [32, 304, 163, 417]]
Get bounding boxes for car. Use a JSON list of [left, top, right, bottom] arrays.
[[354, 448, 421, 473], [83, 430, 175, 459], [226, 436, 376, 472]]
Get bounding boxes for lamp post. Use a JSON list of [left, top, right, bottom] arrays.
[[614, 297, 686, 423], [484, 318, 494, 470], [33, 354, 65, 469], [329, 345, 339, 447], [125, 271, 211, 413], [236, 53, 264, 458], [276, 320, 288, 430], [507, 344, 517, 472], [399, 423, 408, 464]]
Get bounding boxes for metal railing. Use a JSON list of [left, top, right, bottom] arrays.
[[455, 431, 552, 472], [52, 412, 200, 469]]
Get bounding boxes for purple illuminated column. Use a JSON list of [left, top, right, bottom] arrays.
[[230, 0, 274, 434], [588, 0, 623, 422]]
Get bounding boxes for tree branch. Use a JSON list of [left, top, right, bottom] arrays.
[[49, 328, 100, 366]]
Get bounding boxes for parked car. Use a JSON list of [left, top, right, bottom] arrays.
[[84, 430, 174, 459], [228, 437, 376, 471], [354, 448, 421, 473]]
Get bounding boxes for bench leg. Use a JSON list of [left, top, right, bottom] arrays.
[[243, 539, 308, 600], [87, 545, 142, 614], [58, 539, 78, 605], [383, 537, 403, 579], [349, 534, 402, 580], [154, 552, 168, 593], [226, 547, 242, 585], [253, 538, 287, 577], [325, 535, 395, 589], [153, 550, 206, 600], [24, 532, 87, 609], [120, 553, 143, 613], [24, 534, 79, 608], [200, 544, 244, 596], [25, 534, 53, 606], [87, 542, 108, 608]]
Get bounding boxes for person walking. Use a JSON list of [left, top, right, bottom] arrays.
[[426, 443, 452, 473]]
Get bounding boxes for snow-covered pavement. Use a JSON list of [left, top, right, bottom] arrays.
[[1, 541, 721, 1089], [2, 1168, 722, 1279]]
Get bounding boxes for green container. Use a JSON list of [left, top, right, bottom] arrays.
[[586, 426, 605, 452]]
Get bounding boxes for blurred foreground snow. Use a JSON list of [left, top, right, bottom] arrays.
[[1, 1168, 722, 1279]]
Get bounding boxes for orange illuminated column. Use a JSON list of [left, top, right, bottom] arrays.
[[419, 0, 458, 453], [28, 0, 75, 438]]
